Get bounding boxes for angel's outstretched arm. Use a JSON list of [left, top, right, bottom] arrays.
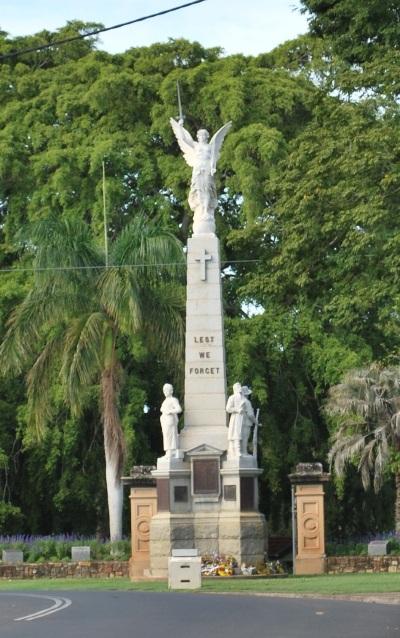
[[169, 118, 196, 168]]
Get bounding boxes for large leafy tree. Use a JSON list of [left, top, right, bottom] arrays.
[[240, 98, 400, 357], [301, 0, 400, 65], [0, 215, 185, 539], [326, 365, 400, 531], [0, 14, 399, 538], [295, 0, 400, 99], [0, 29, 320, 535]]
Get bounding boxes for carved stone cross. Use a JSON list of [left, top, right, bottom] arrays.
[[195, 249, 212, 281]]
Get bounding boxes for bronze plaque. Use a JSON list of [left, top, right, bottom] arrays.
[[174, 486, 188, 503], [224, 485, 237, 501], [240, 477, 255, 511], [193, 459, 219, 494], [157, 479, 170, 511]]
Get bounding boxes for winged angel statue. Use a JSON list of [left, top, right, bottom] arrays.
[[170, 118, 232, 235]]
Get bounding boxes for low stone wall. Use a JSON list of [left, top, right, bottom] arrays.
[[0, 560, 129, 580], [2, 556, 400, 578], [326, 556, 400, 574]]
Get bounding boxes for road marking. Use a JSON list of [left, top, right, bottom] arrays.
[[16, 596, 72, 621], [0, 593, 72, 622]]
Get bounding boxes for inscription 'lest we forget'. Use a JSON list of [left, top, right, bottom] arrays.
[[189, 335, 221, 375]]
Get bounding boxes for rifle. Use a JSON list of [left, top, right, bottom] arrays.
[[252, 408, 260, 459]]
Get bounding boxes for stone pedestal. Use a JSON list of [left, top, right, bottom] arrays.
[[150, 510, 266, 577], [122, 466, 157, 579], [150, 449, 265, 577], [289, 463, 330, 576]]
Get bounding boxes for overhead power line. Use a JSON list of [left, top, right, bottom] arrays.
[[0, 260, 261, 275], [0, 0, 207, 62]]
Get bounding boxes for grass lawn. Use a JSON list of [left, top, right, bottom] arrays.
[[0, 573, 398, 594]]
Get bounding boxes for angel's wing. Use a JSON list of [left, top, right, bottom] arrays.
[[209, 121, 232, 171], [170, 118, 196, 167]]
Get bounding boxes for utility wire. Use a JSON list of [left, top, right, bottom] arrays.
[[0, 260, 261, 274], [0, 0, 207, 62]]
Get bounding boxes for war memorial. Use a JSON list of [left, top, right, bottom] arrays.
[[143, 116, 266, 577], [124, 115, 329, 580]]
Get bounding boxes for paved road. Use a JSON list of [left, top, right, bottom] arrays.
[[0, 591, 399, 638]]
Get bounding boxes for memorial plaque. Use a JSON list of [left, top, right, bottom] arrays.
[[174, 486, 189, 503], [368, 540, 388, 556], [223, 485, 237, 501], [71, 546, 91, 562], [240, 477, 255, 510], [2, 550, 23, 564], [157, 479, 170, 511], [193, 459, 219, 494]]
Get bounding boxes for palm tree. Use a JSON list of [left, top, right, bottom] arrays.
[[0, 215, 185, 540], [326, 364, 400, 532]]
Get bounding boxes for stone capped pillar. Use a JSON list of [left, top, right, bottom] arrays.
[[180, 234, 228, 452], [122, 466, 157, 579], [289, 463, 330, 575]]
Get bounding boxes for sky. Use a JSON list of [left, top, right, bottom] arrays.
[[1, 0, 309, 57]]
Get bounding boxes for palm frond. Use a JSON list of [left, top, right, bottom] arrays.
[[392, 412, 400, 440], [110, 214, 185, 282], [328, 430, 368, 478], [28, 216, 102, 269], [101, 217, 185, 343], [24, 217, 102, 303], [139, 283, 185, 363], [61, 312, 107, 415], [0, 290, 43, 376], [0, 276, 95, 380], [99, 267, 143, 334], [373, 444, 386, 493], [358, 439, 376, 490], [26, 329, 65, 439], [0, 289, 68, 376]]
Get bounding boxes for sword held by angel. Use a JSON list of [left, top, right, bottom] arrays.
[[170, 117, 232, 235]]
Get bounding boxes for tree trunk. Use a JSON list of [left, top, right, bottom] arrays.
[[105, 446, 124, 542], [395, 472, 400, 534], [101, 352, 125, 541]]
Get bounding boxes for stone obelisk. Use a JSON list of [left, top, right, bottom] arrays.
[[149, 119, 266, 577], [180, 233, 227, 452]]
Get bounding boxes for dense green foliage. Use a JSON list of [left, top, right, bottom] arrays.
[[0, 4, 399, 538]]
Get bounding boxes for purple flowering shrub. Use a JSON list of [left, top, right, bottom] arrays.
[[0, 534, 130, 562]]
